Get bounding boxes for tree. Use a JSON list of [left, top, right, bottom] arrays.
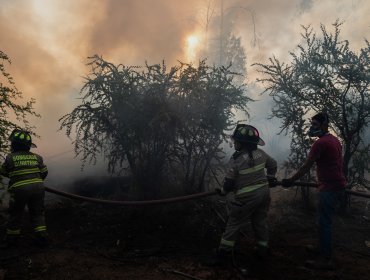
[[59, 56, 251, 198], [0, 50, 39, 156], [204, 5, 248, 84], [223, 33, 247, 85], [174, 60, 251, 193], [254, 21, 370, 190]]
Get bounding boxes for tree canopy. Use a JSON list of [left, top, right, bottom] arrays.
[[0, 50, 39, 155], [59, 56, 252, 197], [255, 21, 370, 188]]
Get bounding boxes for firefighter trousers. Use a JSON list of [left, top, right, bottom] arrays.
[[6, 183, 47, 237], [219, 186, 270, 252]]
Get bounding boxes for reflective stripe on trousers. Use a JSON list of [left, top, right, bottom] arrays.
[[6, 228, 21, 235], [219, 186, 270, 252], [7, 183, 47, 235], [34, 225, 47, 232]]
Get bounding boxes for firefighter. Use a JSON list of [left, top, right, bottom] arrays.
[[0, 129, 49, 248], [210, 124, 277, 265]]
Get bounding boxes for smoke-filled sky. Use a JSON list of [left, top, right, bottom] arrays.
[[1, 0, 369, 184]]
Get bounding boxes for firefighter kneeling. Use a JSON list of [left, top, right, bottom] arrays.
[[0, 129, 49, 248]]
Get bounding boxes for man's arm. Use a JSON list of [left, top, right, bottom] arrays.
[[290, 156, 316, 182], [282, 138, 322, 187], [282, 156, 317, 187]]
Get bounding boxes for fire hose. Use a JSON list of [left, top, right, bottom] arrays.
[[44, 181, 370, 206], [271, 181, 370, 199], [44, 186, 217, 206]]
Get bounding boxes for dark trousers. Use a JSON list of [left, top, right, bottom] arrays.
[[7, 183, 47, 236], [318, 190, 344, 258], [219, 187, 270, 251]]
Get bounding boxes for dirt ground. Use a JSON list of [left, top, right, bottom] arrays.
[[1, 187, 370, 280]]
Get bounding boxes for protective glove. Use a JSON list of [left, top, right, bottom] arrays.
[[281, 178, 294, 188], [215, 187, 227, 196], [267, 177, 278, 188]]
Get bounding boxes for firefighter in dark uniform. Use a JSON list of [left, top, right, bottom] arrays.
[[209, 124, 277, 266], [0, 129, 48, 247]]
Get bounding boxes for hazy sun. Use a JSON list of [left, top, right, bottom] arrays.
[[187, 35, 199, 48], [186, 34, 200, 62]]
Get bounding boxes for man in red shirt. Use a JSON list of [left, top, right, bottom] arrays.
[[282, 112, 346, 269]]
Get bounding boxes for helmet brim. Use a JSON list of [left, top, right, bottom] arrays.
[[257, 138, 265, 146], [248, 138, 265, 146]]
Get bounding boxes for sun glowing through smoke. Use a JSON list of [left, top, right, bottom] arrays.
[[187, 35, 199, 48], [186, 34, 200, 62]]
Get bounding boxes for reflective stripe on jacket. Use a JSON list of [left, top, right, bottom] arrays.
[[0, 151, 48, 190], [225, 148, 277, 198]]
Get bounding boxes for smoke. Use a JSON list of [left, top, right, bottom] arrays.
[[0, 0, 369, 183]]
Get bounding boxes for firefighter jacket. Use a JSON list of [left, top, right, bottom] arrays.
[[223, 148, 277, 199], [0, 151, 48, 191]]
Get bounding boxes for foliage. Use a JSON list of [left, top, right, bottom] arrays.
[[254, 21, 370, 189], [0, 50, 39, 156], [59, 56, 251, 197], [223, 33, 247, 85], [205, 12, 247, 85], [210, 30, 247, 80]]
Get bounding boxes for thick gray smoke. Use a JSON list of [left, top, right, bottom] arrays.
[[0, 0, 369, 184]]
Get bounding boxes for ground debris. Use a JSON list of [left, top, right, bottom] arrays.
[[0, 269, 5, 280], [160, 268, 204, 280], [1, 192, 370, 279], [0, 254, 19, 266]]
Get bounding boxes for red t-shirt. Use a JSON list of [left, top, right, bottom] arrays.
[[307, 134, 347, 191]]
